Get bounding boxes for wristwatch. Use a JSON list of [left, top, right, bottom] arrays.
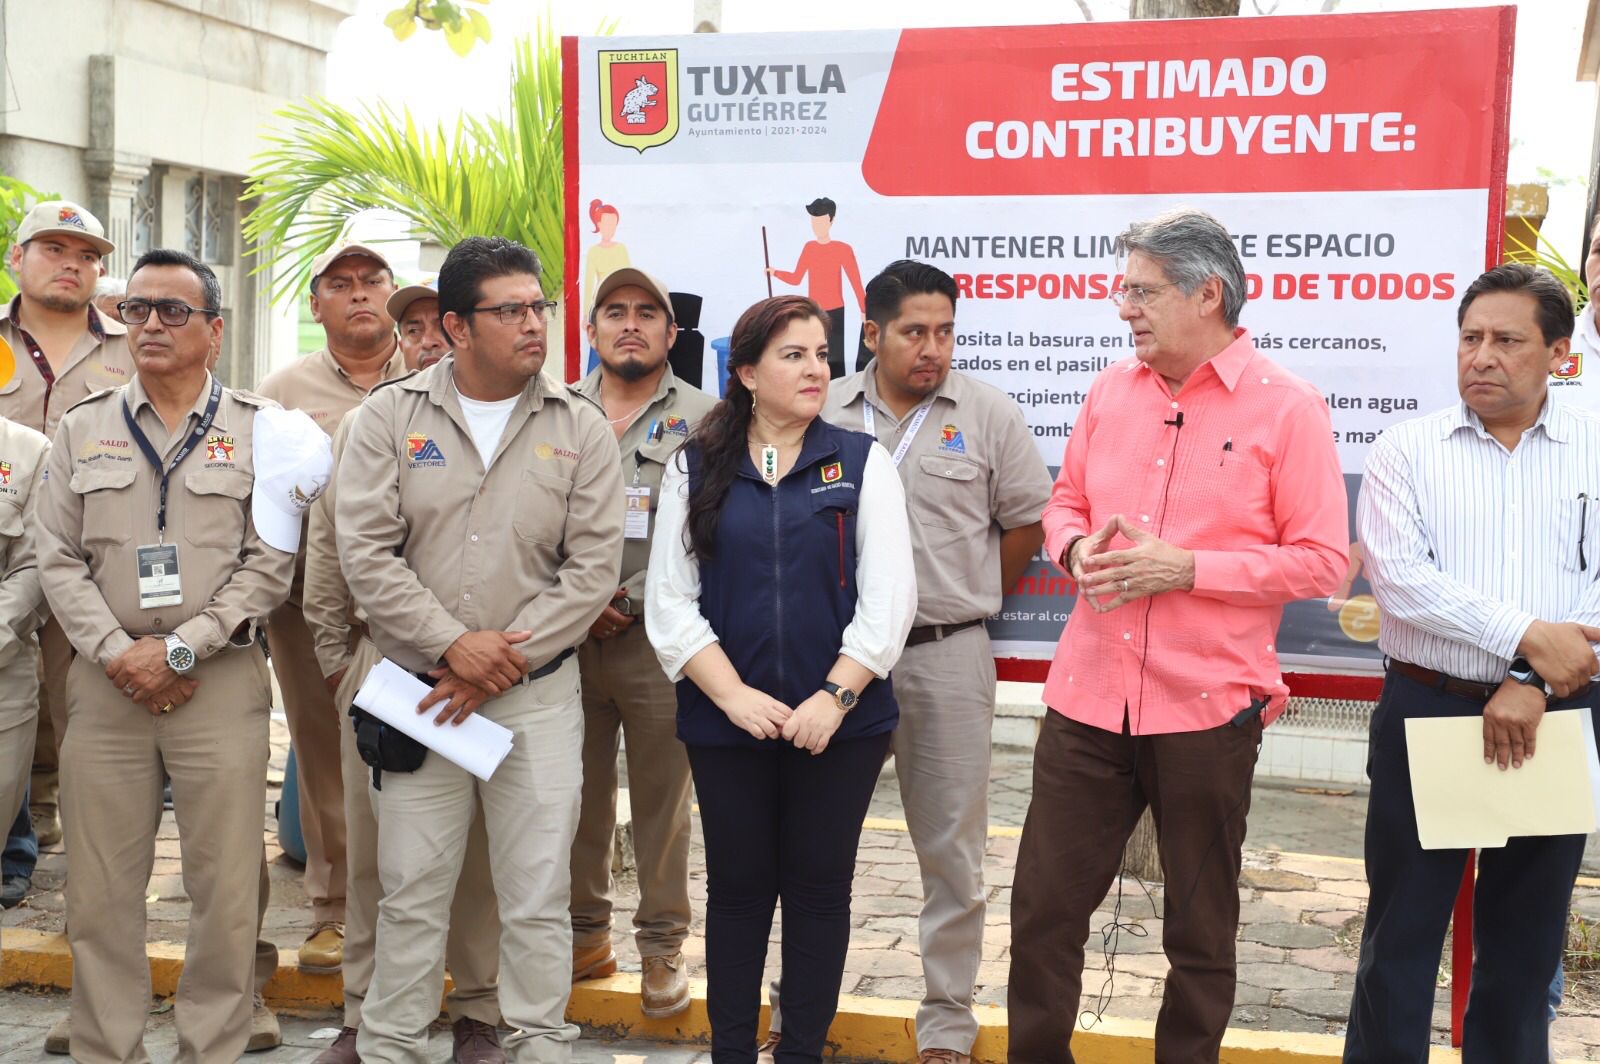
[[1508, 657, 1550, 696], [164, 634, 196, 676], [820, 681, 858, 713]]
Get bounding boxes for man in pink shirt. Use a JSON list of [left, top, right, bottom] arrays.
[[1007, 208, 1348, 1063], [766, 197, 865, 378]]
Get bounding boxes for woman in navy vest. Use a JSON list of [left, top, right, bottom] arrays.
[[646, 295, 916, 1063]]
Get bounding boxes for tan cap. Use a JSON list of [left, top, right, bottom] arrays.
[[386, 275, 440, 322], [309, 242, 392, 284], [17, 200, 113, 256], [591, 267, 674, 319]]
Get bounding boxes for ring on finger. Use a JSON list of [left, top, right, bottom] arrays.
[[1121, 578, 1130, 593]]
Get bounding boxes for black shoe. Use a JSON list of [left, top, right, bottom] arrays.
[[1, 873, 31, 908]]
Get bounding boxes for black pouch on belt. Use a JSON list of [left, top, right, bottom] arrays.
[[349, 678, 430, 790]]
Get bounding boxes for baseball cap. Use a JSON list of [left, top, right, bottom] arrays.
[[17, 200, 114, 256], [386, 275, 440, 321], [251, 407, 334, 554], [309, 242, 393, 285], [591, 267, 675, 320]]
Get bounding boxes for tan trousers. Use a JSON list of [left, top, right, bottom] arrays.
[[62, 644, 272, 1064], [0, 648, 39, 839], [571, 624, 692, 957], [28, 617, 71, 815], [337, 636, 501, 1029], [768, 624, 995, 1054], [267, 601, 347, 923], [359, 657, 584, 1064]]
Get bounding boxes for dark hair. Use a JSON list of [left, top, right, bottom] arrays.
[[129, 249, 222, 315], [864, 259, 959, 328], [438, 237, 543, 321], [685, 296, 829, 560], [805, 197, 836, 220], [1456, 263, 1573, 345]]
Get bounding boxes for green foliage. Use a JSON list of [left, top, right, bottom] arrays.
[[243, 20, 565, 306], [384, 0, 492, 56], [0, 177, 54, 304], [1505, 219, 1588, 312]]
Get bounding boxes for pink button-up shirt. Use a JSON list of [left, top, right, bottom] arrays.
[[1042, 329, 1348, 734]]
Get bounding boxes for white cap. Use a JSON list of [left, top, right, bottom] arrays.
[[250, 407, 333, 554]]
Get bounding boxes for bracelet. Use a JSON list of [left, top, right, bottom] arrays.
[[1064, 534, 1087, 570]]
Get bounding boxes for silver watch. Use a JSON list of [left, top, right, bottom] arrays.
[[164, 634, 196, 676]]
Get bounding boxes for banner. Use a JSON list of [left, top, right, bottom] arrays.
[[565, 8, 1514, 674]]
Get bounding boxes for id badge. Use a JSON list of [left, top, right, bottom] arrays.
[[136, 543, 183, 609], [624, 486, 651, 540]]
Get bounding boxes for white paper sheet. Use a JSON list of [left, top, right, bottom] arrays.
[[353, 658, 514, 782], [1405, 707, 1600, 850]]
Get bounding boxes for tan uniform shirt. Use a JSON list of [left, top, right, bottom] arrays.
[[36, 374, 296, 667], [823, 364, 1052, 626], [336, 358, 625, 674], [303, 406, 366, 678], [0, 417, 51, 670], [0, 298, 132, 439], [569, 364, 716, 610], [256, 345, 407, 608]]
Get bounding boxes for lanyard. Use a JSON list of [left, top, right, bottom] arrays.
[[15, 328, 56, 424], [121, 378, 223, 541], [862, 400, 934, 468]]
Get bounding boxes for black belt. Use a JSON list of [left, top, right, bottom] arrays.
[[905, 619, 983, 647], [415, 646, 573, 689], [1387, 658, 1592, 703]]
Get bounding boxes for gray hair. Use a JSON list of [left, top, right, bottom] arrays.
[[94, 276, 126, 300], [1115, 207, 1247, 327]]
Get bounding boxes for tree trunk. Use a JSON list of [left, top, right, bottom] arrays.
[[1129, 0, 1241, 17], [1121, 808, 1162, 882]]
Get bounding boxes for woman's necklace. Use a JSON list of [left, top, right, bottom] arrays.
[[753, 430, 806, 487]]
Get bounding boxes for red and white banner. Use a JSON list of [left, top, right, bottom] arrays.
[[565, 8, 1514, 673]]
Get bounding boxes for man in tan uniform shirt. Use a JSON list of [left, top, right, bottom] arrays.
[[567, 268, 714, 1018], [256, 241, 408, 971], [764, 261, 1052, 1064], [0, 199, 130, 849], [337, 237, 623, 1063], [303, 277, 504, 1064], [35, 249, 297, 1064]]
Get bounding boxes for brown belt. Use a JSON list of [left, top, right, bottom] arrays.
[[1387, 658, 1592, 703], [905, 619, 984, 648]]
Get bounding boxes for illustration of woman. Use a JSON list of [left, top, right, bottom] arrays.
[[583, 199, 632, 312]]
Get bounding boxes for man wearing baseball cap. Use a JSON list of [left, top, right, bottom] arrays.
[[255, 240, 406, 977], [301, 275, 506, 1064], [0, 200, 131, 873], [567, 267, 713, 1018]]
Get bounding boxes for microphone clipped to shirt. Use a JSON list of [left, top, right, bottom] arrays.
[[1164, 411, 1184, 428]]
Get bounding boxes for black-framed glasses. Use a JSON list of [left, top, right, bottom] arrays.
[[117, 299, 216, 327], [463, 300, 558, 326], [1109, 282, 1179, 308]]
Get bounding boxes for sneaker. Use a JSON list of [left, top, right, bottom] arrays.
[[917, 1051, 972, 1064], [247, 993, 281, 1052], [0, 874, 29, 909], [311, 1025, 361, 1063], [452, 1017, 505, 1064], [31, 806, 61, 848], [571, 940, 617, 982], [298, 921, 345, 972], [640, 953, 690, 1018], [757, 1031, 780, 1064], [44, 1014, 69, 1055]]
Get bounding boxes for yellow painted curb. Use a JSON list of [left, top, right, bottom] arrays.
[[1, 929, 1585, 1063]]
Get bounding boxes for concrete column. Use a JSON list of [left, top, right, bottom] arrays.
[[85, 56, 150, 278]]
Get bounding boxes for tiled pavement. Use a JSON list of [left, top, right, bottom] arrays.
[[5, 714, 1600, 1059]]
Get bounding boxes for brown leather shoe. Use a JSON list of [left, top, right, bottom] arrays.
[[299, 921, 345, 972], [756, 1031, 781, 1064], [452, 1017, 506, 1064], [640, 952, 690, 1018], [311, 1026, 361, 1063], [572, 940, 618, 982], [917, 1050, 972, 1064]]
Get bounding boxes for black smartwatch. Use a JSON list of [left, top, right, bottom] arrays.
[[820, 681, 858, 713], [1508, 657, 1550, 696]]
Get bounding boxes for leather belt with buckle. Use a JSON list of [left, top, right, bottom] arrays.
[[1388, 658, 1593, 703], [905, 619, 983, 648]]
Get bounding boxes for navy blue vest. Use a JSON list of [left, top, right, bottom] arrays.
[[677, 418, 898, 747]]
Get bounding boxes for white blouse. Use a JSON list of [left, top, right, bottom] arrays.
[[645, 440, 918, 684]]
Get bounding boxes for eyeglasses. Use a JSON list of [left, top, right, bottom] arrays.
[[116, 299, 217, 327], [463, 300, 558, 326], [1109, 282, 1178, 308]]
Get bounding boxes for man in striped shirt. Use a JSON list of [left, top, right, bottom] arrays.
[[1346, 263, 1600, 1063]]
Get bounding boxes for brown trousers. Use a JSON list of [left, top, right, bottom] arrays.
[[266, 601, 347, 923], [1008, 707, 1261, 1064]]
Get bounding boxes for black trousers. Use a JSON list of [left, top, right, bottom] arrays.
[[1343, 670, 1588, 1064], [688, 732, 892, 1064]]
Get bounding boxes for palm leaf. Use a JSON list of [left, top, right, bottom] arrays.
[[1505, 220, 1588, 312]]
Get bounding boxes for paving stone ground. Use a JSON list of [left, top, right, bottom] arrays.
[[5, 713, 1600, 1060]]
